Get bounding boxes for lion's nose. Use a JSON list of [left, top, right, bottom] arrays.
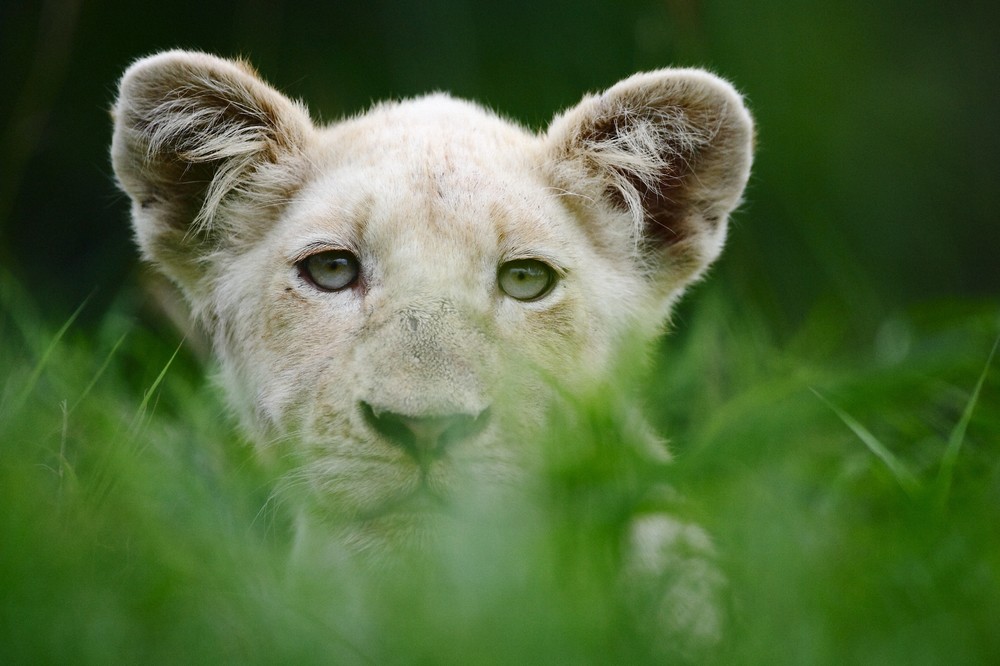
[[360, 401, 490, 465]]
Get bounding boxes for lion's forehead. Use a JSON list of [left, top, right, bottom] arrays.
[[325, 95, 539, 163]]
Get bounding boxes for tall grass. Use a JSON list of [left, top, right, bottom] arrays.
[[1, 273, 997, 665]]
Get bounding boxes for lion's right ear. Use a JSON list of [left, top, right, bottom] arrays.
[[545, 69, 754, 310], [111, 50, 313, 292]]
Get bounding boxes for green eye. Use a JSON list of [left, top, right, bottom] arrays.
[[498, 259, 557, 301], [298, 250, 360, 291]]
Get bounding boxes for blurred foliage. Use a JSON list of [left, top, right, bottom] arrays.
[[0, 0, 997, 333], [1, 269, 998, 664]]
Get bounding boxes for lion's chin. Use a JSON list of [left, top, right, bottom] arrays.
[[336, 491, 457, 560], [294, 475, 525, 568]]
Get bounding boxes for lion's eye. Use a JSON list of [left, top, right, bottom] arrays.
[[298, 250, 360, 291], [498, 259, 556, 301]]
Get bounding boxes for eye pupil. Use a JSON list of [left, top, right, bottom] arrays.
[[299, 250, 360, 291], [498, 259, 556, 301]]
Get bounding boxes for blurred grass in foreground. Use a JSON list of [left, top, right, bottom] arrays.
[[1, 271, 997, 665]]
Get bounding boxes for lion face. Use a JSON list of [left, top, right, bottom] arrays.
[[111, 51, 753, 550], [209, 101, 635, 544]]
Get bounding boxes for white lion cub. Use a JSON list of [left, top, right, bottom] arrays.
[[111, 50, 753, 646]]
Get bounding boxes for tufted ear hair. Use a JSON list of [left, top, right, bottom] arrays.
[[111, 50, 314, 295], [546, 69, 754, 303]]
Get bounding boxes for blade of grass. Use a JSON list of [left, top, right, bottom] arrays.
[[811, 388, 921, 498], [56, 399, 79, 510], [4, 291, 92, 420], [85, 337, 185, 509], [934, 334, 999, 510], [129, 336, 185, 434], [69, 329, 129, 413]]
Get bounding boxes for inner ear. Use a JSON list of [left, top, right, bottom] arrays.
[[112, 50, 313, 238], [581, 104, 714, 248], [546, 69, 754, 267]]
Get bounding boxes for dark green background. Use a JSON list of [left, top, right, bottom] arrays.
[[1, 0, 997, 335]]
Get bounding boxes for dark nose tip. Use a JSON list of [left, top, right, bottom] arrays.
[[360, 402, 490, 464]]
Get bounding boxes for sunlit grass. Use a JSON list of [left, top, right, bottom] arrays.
[[1, 275, 997, 665]]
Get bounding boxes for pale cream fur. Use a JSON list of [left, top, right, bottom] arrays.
[[111, 50, 753, 645]]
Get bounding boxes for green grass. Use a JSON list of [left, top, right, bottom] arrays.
[[1, 273, 997, 665]]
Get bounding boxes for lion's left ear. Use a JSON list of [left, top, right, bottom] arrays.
[[545, 69, 754, 298]]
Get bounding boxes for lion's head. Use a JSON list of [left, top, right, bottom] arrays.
[[111, 51, 753, 552]]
